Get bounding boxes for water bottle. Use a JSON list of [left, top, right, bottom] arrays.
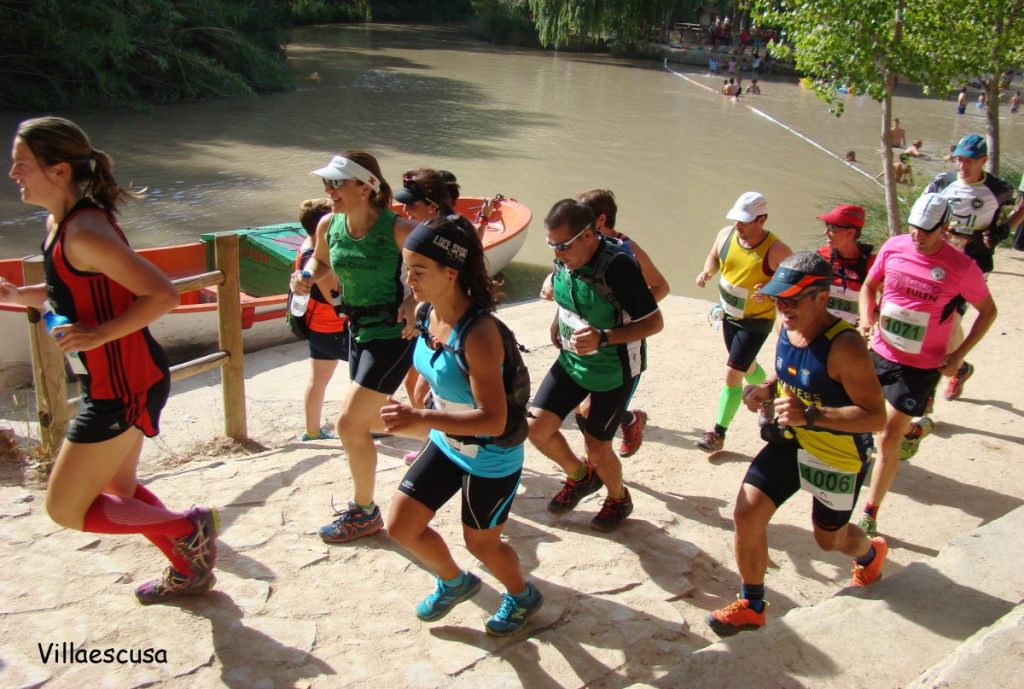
[[708, 304, 725, 330], [290, 270, 312, 317], [40, 302, 87, 375]]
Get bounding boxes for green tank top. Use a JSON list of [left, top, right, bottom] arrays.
[[328, 209, 405, 343], [551, 247, 646, 391]]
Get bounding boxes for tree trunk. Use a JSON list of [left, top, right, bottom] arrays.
[[881, 86, 902, 236], [985, 77, 1001, 175]]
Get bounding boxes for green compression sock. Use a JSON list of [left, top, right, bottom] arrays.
[[716, 384, 744, 430], [745, 364, 767, 385]]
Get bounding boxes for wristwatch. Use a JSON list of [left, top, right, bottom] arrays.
[[804, 404, 820, 427], [598, 330, 609, 348]]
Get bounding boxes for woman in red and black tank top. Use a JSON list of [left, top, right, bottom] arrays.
[[1, 117, 219, 605]]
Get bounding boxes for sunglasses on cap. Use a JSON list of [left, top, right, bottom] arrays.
[[547, 225, 592, 251], [769, 288, 823, 309]]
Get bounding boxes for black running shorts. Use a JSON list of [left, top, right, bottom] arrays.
[[531, 361, 638, 442], [398, 441, 521, 529], [67, 375, 170, 444], [743, 441, 867, 532], [348, 336, 414, 394], [723, 318, 771, 372], [871, 351, 940, 417]]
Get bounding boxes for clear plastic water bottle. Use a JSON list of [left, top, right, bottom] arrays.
[[40, 302, 87, 375], [708, 303, 725, 330], [290, 270, 313, 317]]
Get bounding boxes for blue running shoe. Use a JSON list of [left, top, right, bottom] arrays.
[[486, 582, 544, 636], [415, 572, 482, 621], [301, 429, 337, 441], [318, 502, 383, 543]]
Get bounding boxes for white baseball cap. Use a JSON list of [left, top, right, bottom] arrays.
[[310, 155, 381, 192], [907, 192, 950, 232], [726, 191, 768, 223]]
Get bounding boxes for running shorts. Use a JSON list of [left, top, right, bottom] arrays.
[[398, 440, 521, 529], [744, 441, 867, 532], [723, 318, 771, 372], [871, 351, 940, 417], [308, 327, 349, 361], [66, 374, 170, 444], [531, 361, 638, 442], [348, 336, 413, 394]]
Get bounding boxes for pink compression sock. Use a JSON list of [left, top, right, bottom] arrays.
[[82, 494, 194, 538]]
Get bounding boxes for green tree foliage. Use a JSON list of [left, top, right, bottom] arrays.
[[0, 0, 295, 109], [527, 0, 675, 47], [941, 0, 1024, 175], [753, 0, 959, 236]]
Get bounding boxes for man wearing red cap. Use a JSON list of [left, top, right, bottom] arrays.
[[815, 204, 875, 326]]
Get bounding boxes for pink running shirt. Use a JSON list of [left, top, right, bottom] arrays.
[[868, 234, 989, 369]]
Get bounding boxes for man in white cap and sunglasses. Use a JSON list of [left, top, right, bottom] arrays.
[[706, 251, 887, 637], [855, 193, 998, 538], [695, 191, 792, 454]]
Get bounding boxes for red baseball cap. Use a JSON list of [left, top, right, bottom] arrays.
[[817, 204, 865, 229]]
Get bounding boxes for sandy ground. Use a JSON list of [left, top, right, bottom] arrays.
[[0, 250, 1022, 689]]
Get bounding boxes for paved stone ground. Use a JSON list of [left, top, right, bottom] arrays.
[[1, 252, 1022, 688]]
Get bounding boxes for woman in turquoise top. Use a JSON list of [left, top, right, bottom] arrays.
[[380, 215, 543, 637], [291, 151, 418, 544]]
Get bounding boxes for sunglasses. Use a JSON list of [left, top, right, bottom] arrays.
[[322, 177, 349, 190], [825, 224, 857, 233], [401, 174, 438, 207], [547, 225, 592, 251], [770, 288, 823, 309]]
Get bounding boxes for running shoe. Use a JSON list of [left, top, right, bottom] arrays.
[[318, 502, 383, 543], [135, 567, 216, 605], [486, 582, 544, 636], [943, 362, 974, 401], [301, 429, 336, 441], [415, 572, 482, 621], [176, 506, 219, 576], [618, 410, 648, 458], [706, 597, 767, 637], [590, 488, 634, 532], [696, 430, 725, 454], [899, 416, 933, 461], [857, 513, 878, 538], [547, 462, 604, 514], [851, 536, 889, 587]]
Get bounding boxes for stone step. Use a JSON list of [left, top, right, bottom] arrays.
[[654, 504, 1024, 688], [905, 604, 1024, 689]]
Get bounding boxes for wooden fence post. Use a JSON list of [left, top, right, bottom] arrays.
[[214, 234, 247, 440], [22, 256, 72, 453]]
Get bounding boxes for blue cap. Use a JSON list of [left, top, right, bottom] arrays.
[[953, 134, 987, 159]]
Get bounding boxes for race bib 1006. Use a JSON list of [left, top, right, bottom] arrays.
[[797, 449, 856, 511]]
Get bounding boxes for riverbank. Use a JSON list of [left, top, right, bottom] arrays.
[[1, 250, 1022, 688]]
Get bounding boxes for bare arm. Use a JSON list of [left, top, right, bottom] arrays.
[[941, 294, 997, 376], [696, 225, 730, 287], [858, 273, 882, 339], [775, 331, 886, 433], [56, 212, 178, 352], [628, 241, 671, 302], [0, 279, 48, 310], [570, 309, 664, 355], [291, 213, 334, 295], [765, 238, 793, 273]]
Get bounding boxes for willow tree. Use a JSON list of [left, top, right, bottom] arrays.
[[527, 0, 675, 46], [754, 0, 951, 236]]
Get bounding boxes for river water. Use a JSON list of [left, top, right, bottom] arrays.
[[1, 24, 1020, 300]]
